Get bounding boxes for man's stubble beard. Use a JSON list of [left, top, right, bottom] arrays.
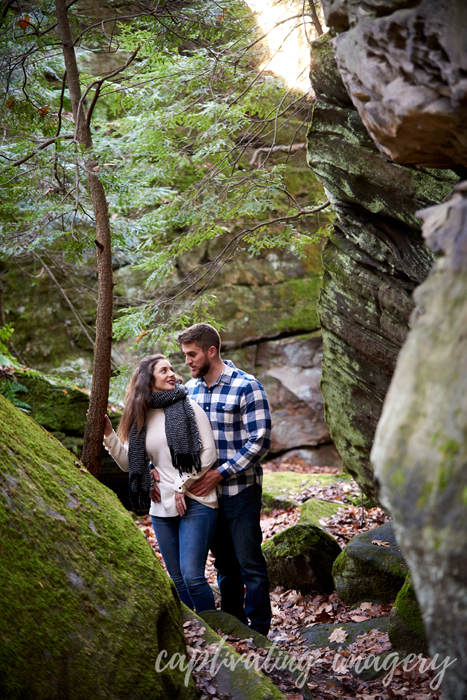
[[192, 356, 211, 378]]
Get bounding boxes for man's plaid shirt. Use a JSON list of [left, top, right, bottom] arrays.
[[186, 360, 271, 497]]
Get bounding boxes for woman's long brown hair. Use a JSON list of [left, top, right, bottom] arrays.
[[117, 354, 167, 442]]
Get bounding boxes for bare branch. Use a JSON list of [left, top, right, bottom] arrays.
[[76, 45, 140, 131], [55, 69, 67, 138], [158, 201, 330, 306], [34, 254, 96, 348], [8, 134, 74, 168]]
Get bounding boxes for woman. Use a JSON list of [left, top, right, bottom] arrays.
[[103, 353, 218, 613]]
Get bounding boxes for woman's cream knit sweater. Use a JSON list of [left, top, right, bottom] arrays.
[[103, 399, 218, 517]]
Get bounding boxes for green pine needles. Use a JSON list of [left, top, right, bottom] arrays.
[[0, 0, 329, 359]]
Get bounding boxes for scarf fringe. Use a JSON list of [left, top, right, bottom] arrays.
[[170, 447, 202, 476]]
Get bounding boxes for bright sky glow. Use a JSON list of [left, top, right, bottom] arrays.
[[244, 0, 316, 93]]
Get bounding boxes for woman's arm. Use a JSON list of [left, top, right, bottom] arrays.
[[173, 400, 217, 493], [103, 423, 130, 472]]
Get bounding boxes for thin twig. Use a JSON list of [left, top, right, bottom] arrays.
[[33, 254, 96, 348], [8, 134, 74, 168]]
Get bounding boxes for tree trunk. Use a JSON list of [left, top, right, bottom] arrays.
[[309, 2, 323, 36], [0, 268, 6, 327], [55, 0, 114, 476]]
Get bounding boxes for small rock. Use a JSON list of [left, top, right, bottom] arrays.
[[263, 522, 341, 594], [332, 521, 408, 605]]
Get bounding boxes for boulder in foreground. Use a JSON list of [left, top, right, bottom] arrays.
[[0, 394, 195, 700]]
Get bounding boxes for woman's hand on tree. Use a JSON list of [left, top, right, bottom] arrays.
[[103, 414, 113, 437], [174, 491, 186, 517]]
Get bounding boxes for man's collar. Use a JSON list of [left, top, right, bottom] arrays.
[[196, 359, 236, 387]]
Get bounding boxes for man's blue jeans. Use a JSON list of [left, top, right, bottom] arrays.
[[151, 498, 217, 613], [210, 483, 271, 635]]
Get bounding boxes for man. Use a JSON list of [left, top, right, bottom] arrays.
[[177, 323, 272, 635]]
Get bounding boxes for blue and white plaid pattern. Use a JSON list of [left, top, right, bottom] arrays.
[[186, 361, 271, 497]]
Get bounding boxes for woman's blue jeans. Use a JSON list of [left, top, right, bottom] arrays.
[[151, 497, 217, 613]]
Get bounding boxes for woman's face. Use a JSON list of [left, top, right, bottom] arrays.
[[152, 359, 176, 392]]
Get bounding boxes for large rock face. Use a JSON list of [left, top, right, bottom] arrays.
[[173, 332, 335, 460], [0, 394, 195, 700], [233, 333, 331, 453], [321, 0, 467, 169], [306, 32, 457, 500], [371, 184, 467, 698]]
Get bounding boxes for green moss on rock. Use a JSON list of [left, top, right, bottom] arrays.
[[301, 616, 390, 650], [12, 368, 89, 435], [262, 522, 341, 593], [199, 610, 315, 700], [332, 522, 408, 605], [181, 606, 286, 700], [0, 394, 196, 700], [388, 573, 427, 654], [262, 471, 347, 513], [300, 498, 341, 525]]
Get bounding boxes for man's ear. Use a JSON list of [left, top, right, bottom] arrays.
[[208, 345, 218, 359]]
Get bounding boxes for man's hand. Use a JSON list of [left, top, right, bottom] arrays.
[[187, 469, 223, 497], [149, 467, 161, 503]]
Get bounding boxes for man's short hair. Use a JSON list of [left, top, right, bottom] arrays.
[[178, 323, 221, 353]]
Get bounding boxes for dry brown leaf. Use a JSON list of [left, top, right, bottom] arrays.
[[350, 615, 368, 622], [372, 539, 391, 547], [328, 627, 348, 643]]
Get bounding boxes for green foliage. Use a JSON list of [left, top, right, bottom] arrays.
[[0, 323, 18, 366], [0, 378, 31, 412], [0, 1, 329, 357]]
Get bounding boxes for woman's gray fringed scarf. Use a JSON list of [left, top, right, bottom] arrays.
[[128, 384, 202, 514]]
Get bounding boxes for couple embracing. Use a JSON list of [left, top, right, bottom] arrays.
[[103, 323, 272, 635]]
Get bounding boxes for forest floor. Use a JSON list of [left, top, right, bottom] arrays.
[[136, 463, 443, 700]]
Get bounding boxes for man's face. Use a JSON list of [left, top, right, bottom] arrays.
[[182, 342, 211, 379]]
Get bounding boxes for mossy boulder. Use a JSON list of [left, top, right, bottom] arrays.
[[301, 616, 390, 650], [262, 471, 347, 513], [2, 367, 129, 507], [300, 498, 341, 526], [371, 186, 467, 697], [262, 523, 341, 593], [182, 606, 286, 700], [199, 610, 314, 700], [332, 522, 408, 605], [0, 394, 196, 700], [388, 573, 427, 655], [13, 367, 89, 436]]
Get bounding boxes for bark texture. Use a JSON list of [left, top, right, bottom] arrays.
[[55, 0, 113, 476], [306, 33, 456, 501], [321, 0, 467, 169]]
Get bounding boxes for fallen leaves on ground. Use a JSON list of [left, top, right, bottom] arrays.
[[183, 618, 232, 699], [263, 455, 341, 475], [329, 628, 348, 643]]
